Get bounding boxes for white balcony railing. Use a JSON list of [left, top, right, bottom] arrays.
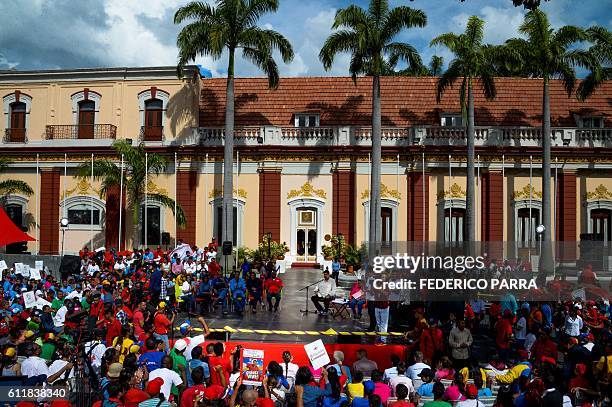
[[182, 125, 612, 149]]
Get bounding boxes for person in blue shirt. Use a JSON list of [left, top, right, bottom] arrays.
[[323, 367, 348, 407], [352, 380, 376, 407], [331, 258, 341, 284], [240, 260, 252, 279], [229, 273, 247, 315], [212, 275, 230, 314], [416, 368, 435, 397], [197, 274, 213, 312], [138, 338, 165, 372], [296, 366, 331, 407], [187, 345, 210, 386]]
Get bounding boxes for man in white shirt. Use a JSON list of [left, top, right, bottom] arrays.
[[84, 329, 107, 375], [184, 258, 197, 275], [311, 269, 336, 315], [54, 303, 68, 329], [389, 362, 414, 396], [22, 343, 73, 383], [87, 261, 100, 276], [565, 306, 583, 337], [515, 311, 527, 347], [66, 285, 83, 300], [406, 351, 431, 381], [113, 257, 127, 273], [148, 355, 184, 400]]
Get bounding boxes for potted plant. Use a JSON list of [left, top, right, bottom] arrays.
[[321, 244, 334, 261], [343, 244, 362, 274]]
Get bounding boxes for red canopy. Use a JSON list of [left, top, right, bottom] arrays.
[[0, 206, 36, 247]]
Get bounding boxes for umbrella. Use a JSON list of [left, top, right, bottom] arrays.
[[0, 206, 35, 247]]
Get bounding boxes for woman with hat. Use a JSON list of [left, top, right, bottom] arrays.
[[0, 347, 20, 376]]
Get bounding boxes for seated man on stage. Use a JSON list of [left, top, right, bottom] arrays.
[[311, 269, 337, 315], [264, 271, 284, 312], [196, 274, 214, 313], [212, 274, 230, 314], [246, 271, 263, 313], [229, 272, 247, 315]]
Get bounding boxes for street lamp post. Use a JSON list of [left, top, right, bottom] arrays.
[[60, 217, 69, 256], [536, 224, 545, 274], [266, 232, 272, 261]]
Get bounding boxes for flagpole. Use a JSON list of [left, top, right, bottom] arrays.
[[477, 154, 480, 241], [422, 152, 425, 243], [236, 150, 240, 269], [145, 152, 148, 249], [174, 152, 178, 247], [35, 154, 39, 255], [502, 154, 505, 260], [529, 155, 533, 262], [448, 154, 452, 243], [205, 153, 209, 242], [118, 154, 124, 252], [63, 153, 67, 219], [554, 156, 558, 277], [90, 153, 94, 250]]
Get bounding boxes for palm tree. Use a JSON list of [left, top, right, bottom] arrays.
[[76, 140, 186, 246], [577, 26, 611, 101], [319, 0, 426, 258], [507, 9, 590, 277], [175, 0, 293, 247], [431, 16, 501, 243], [0, 157, 34, 206]]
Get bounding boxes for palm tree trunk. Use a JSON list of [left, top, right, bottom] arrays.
[[369, 75, 382, 260], [540, 76, 553, 279], [465, 78, 475, 244], [223, 49, 235, 249]]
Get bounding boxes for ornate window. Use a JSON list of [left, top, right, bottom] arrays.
[[514, 200, 542, 248], [294, 113, 319, 127], [440, 113, 463, 127], [210, 198, 245, 247], [71, 89, 101, 125], [138, 88, 169, 136], [61, 196, 105, 230]]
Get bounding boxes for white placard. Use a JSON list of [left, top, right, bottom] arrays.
[[34, 296, 52, 310], [14, 263, 25, 275], [304, 339, 330, 370], [23, 291, 37, 309], [572, 287, 586, 301], [35, 261, 43, 270], [29, 268, 42, 280], [0, 260, 7, 271], [351, 290, 363, 299]]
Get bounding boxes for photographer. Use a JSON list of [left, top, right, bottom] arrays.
[[153, 302, 175, 354]]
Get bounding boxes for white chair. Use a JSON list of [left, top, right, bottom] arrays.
[[478, 397, 497, 407]]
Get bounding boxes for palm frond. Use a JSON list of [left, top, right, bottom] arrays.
[[430, 33, 460, 51], [465, 16, 485, 49], [240, 28, 294, 63], [146, 193, 187, 227], [384, 42, 422, 70], [243, 0, 279, 28], [577, 67, 611, 101], [553, 25, 587, 49], [436, 60, 462, 103], [381, 6, 426, 42], [333, 5, 369, 30], [0, 180, 34, 196], [319, 30, 360, 71], [242, 47, 280, 88], [429, 55, 443, 76]]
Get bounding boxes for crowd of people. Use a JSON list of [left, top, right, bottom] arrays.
[[0, 240, 610, 407]]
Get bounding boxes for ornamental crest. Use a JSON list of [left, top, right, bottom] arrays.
[[585, 184, 612, 201], [287, 182, 326, 199], [61, 179, 101, 200], [513, 184, 542, 200], [437, 183, 466, 200], [361, 184, 401, 200], [208, 188, 248, 199], [145, 180, 168, 196]]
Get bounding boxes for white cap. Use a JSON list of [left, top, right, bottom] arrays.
[[174, 338, 188, 351]]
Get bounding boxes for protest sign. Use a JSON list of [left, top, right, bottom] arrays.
[[304, 339, 330, 370], [23, 291, 37, 309], [35, 260, 43, 270], [29, 268, 42, 280], [241, 348, 265, 386]]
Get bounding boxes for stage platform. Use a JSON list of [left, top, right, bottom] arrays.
[[181, 268, 384, 344]]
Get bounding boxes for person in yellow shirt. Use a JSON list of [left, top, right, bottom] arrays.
[[347, 370, 365, 401], [494, 350, 531, 384], [112, 326, 134, 363]]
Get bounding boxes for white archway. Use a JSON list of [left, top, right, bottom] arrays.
[[362, 198, 400, 242], [138, 88, 169, 127], [60, 195, 105, 231], [209, 197, 246, 247], [71, 90, 101, 125], [3, 92, 32, 132]]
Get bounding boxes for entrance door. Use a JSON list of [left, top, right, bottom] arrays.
[[296, 208, 317, 262], [78, 100, 95, 139], [591, 209, 612, 244], [144, 99, 163, 141], [141, 206, 161, 246]]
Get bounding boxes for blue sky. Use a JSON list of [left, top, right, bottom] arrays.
[[0, 0, 609, 76]]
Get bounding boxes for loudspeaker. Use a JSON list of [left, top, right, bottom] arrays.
[[162, 232, 170, 245], [222, 241, 233, 255], [59, 255, 81, 280]]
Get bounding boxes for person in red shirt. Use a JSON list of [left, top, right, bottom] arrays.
[[495, 310, 514, 364], [208, 238, 218, 251], [531, 327, 558, 363], [153, 302, 175, 353], [208, 258, 221, 278], [264, 271, 284, 312], [181, 365, 208, 407], [208, 342, 235, 387], [100, 307, 122, 346], [132, 300, 147, 338]]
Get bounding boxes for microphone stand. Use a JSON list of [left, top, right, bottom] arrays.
[[298, 279, 323, 314]]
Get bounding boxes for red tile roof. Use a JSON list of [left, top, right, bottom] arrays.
[[199, 76, 611, 128]]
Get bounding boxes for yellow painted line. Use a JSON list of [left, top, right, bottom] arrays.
[[390, 332, 404, 336], [365, 332, 377, 336], [175, 326, 404, 337], [238, 329, 255, 333], [338, 332, 352, 335], [351, 332, 366, 336], [305, 331, 320, 335], [322, 329, 337, 335], [291, 331, 306, 335], [272, 330, 293, 335], [254, 329, 273, 334]]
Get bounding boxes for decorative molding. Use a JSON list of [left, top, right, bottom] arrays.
[[512, 184, 542, 200], [208, 188, 248, 199], [146, 180, 168, 196], [585, 184, 612, 201], [360, 183, 401, 200], [61, 179, 101, 200], [287, 182, 327, 199], [437, 183, 466, 200]]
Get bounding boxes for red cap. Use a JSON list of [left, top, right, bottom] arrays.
[[465, 384, 478, 398], [146, 377, 164, 395], [569, 337, 579, 346], [204, 385, 226, 400], [256, 398, 276, 407], [541, 356, 557, 366]]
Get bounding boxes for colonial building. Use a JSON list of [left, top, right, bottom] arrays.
[[1, 67, 611, 266]]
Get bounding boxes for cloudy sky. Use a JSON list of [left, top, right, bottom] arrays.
[[0, 0, 609, 77]]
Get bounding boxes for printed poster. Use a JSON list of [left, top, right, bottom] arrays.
[[23, 291, 37, 309], [304, 339, 330, 370], [29, 268, 42, 280], [35, 261, 44, 270], [241, 348, 265, 386], [0, 260, 7, 271]]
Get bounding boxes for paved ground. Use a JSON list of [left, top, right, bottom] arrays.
[[182, 268, 383, 344]]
